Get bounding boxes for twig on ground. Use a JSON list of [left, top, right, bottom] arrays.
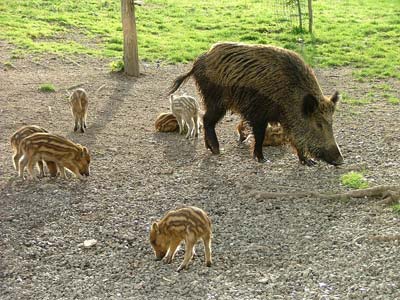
[[66, 83, 85, 91], [30, 60, 54, 70], [96, 84, 106, 93], [64, 56, 81, 67], [248, 185, 400, 202]]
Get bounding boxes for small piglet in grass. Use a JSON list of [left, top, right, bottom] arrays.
[[150, 206, 212, 272], [69, 88, 88, 133]]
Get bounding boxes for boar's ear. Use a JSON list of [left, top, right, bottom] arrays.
[[81, 146, 89, 157], [151, 223, 159, 233], [330, 91, 340, 105], [302, 94, 319, 117]]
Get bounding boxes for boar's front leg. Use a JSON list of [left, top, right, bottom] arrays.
[[177, 234, 196, 272], [202, 233, 212, 267], [164, 240, 180, 264], [297, 148, 317, 166], [37, 160, 45, 177], [27, 158, 39, 180]]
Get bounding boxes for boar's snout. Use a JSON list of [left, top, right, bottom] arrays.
[[319, 144, 344, 166]]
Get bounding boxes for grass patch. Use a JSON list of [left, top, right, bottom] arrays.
[[393, 204, 400, 214], [0, 1, 399, 79], [341, 92, 372, 106], [387, 97, 400, 105], [341, 171, 369, 189], [3, 61, 15, 69], [39, 83, 56, 92], [109, 60, 124, 72]]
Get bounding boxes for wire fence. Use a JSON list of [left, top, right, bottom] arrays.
[[273, 0, 311, 32]]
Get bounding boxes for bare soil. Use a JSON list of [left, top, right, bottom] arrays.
[[1, 41, 400, 299]]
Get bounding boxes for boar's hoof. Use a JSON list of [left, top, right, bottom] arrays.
[[301, 158, 317, 166], [253, 153, 267, 163], [80, 127, 85, 133], [74, 126, 78, 132], [164, 258, 172, 264], [206, 261, 212, 267], [176, 265, 187, 272], [205, 141, 220, 154]]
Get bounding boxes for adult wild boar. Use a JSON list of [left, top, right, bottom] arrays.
[[169, 42, 343, 166]]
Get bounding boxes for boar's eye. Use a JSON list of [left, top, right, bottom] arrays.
[[317, 122, 323, 129]]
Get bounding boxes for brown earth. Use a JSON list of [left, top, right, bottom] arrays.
[[1, 41, 400, 299]]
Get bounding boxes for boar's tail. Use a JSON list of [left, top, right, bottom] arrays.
[[169, 68, 194, 95]]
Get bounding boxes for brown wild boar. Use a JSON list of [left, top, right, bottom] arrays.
[[155, 112, 179, 132], [18, 133, 90, 180], [150, 206, 212, 272], [10, 125, 58, 177], [236, 120, 288, 146], [69, 88, 88, 133], [170, 42, 343, 166]]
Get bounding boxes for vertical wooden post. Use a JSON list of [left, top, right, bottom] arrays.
[[308, 0, 313, 33], [121, 0, 139, 77], [296, 0, 303, 31]]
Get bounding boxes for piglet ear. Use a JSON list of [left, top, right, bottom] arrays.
[[302, 94, 319, 117], [331, 91, 340, 105], [81, 146, 89, 157], [151, 223, 159, 233]]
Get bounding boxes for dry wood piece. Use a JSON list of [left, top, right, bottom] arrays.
[[249, 185, 400, 202]]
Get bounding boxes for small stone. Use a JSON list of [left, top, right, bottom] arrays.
[[83, 239, 97, 248], [258, 277, 269, 284]]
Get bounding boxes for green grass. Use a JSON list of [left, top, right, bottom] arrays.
[[387, 97, 400, 105], [341, 92, 373, 106], [341, 171, 369, 189], [393, 204, 400, 214], [109, 59, 124, 72], [39, 83, 56, 92], [0, 0, 399, 79]]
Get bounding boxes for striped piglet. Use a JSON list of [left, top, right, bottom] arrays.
[[169, 94, 200, 139]]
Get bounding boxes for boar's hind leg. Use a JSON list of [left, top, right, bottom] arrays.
[[13, 153, 20, 171], [198, 80, 225, 154], [74, 117, 79, 132], [18, 155, 29, 178], [250, 120, 268, 162]]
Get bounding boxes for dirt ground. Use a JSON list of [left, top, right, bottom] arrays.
[[1, 41, 400, 299]]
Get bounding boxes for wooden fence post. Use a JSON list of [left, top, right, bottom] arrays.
[[308, 0, 313, 33], [121, 0, 139, 77], [296, 0, 303, 31]]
